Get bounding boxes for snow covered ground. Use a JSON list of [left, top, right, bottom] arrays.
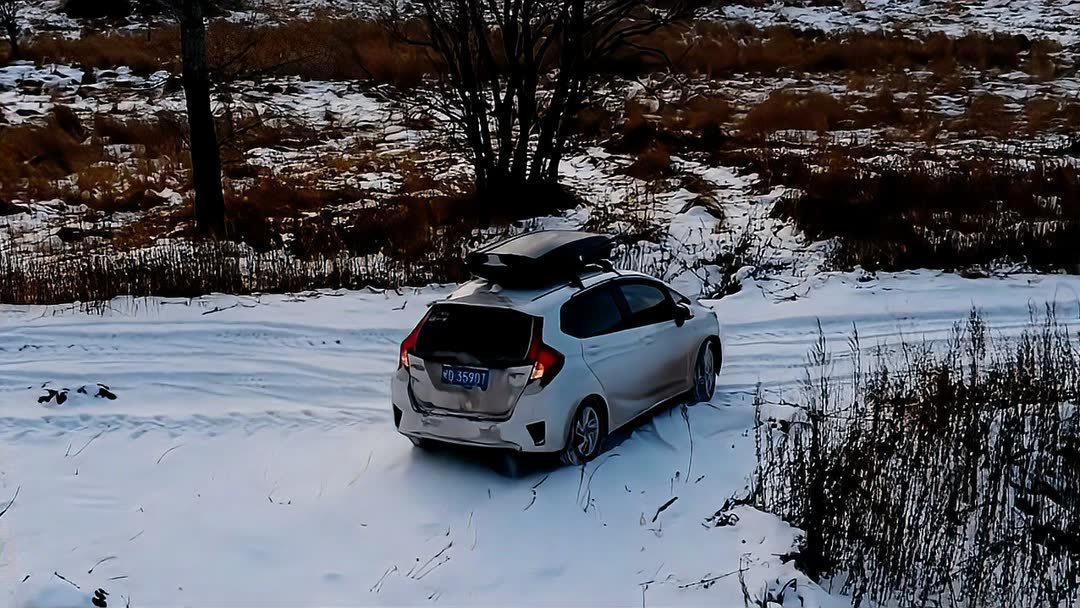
[[715, 0, 1080, 49], [5, 2, 1080, 604], [5, 271, 1080, 607]]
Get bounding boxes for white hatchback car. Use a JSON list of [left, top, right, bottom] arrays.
[[391, 231, 722, 464]]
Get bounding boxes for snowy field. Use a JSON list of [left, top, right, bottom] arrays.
[[716, 0, 1080, 48], [4, 1, 1080, 604], [5, 271, 1080, 607]]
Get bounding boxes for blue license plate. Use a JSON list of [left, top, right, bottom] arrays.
[[440, 365, 490, 390]]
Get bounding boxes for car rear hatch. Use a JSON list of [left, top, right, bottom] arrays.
[[407, 303, 536, 418]]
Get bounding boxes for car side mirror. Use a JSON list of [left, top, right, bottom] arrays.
[[674, 302, 692, 326]]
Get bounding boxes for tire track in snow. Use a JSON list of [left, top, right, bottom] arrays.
[[2, 275, 1079, 439], [6, 276, 1080, 606], [0, 316, 410, 435], [715, 274, 1080, 399]]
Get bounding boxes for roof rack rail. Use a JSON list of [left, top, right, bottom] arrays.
[[585, 259, 615, 272], [467, 230, 614, 288]]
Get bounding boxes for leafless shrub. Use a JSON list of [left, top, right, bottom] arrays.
[[755, 309, 1080, 607], [0, 0, 20, 59]]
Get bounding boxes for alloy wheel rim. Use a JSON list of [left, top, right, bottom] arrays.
[[574, 406, 600, 457], [698, 348, 714, 395]]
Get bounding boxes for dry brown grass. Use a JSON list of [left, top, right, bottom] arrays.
[[25, 19, 440, 86], [216, 109, 324, 171], [569, 106, 618, 143], [26, 31, 178, 76], [740, 89, 849, 135], [62, 0, 133, 19], [624, 145, 673, 180], [23, 18, 1058, 86], [761, 149, 1080, 271], [1025, 97, 1061, 133], [1065, 103, 1080, 130], [603, 96, 734, 158], [209, 18, 439, 85], [606, 24, 1059, 77], [110, 155, 482, 260], [65, 160, 183, 216], [730, 86, 1038, 142], [219, 174, 359, 251], [93, 113, 188, 158], [0, 108, 100, 202], [109, 170, 359, 252], [675, 95, 733, 132], [1025, 42, 1058, 81], [0, 108, 194, 206], [951, 93, 1017, 138]]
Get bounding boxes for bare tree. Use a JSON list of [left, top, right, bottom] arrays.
[[383, 0, 687, 201], [139, 0, 226, 237], [0, 0, 20, 60]]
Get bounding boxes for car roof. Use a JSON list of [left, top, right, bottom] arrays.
[[440, 269, 659, 315]]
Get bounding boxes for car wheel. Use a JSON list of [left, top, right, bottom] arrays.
[[560, 401, 606, 466], [690, 341, 717, 403]]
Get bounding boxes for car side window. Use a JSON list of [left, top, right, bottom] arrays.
[[668, 287, 691, 305], [618, 282, 675, 329], [561, 286, 624, 339]]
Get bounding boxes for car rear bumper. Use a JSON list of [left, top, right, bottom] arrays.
[[391, 369, 570, 453]]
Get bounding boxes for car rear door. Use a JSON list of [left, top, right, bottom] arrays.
[[611, 280, 692, 415], [562, 283, 654, 429], [406, 304, 536, 418]]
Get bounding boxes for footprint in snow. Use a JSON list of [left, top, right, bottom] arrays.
[[37, 382, 117, 406], [78, 384, 118, 400], [38, 386, 69, 405]]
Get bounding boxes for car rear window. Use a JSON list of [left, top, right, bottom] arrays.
[[415, 304, 535, 363]]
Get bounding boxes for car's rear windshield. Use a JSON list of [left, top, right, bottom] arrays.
[[415, 304, 535, 364]]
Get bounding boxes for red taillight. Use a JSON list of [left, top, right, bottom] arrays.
[[526, 320, 563, 387], [399, 309, 430, 369]]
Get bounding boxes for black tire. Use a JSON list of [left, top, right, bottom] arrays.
[[408, 435, 433, 449], [560, 400, 607, 466], [492, 451, 524, 478], [690, 340, 718, 403]]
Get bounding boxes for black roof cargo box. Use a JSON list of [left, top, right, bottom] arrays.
[[467, 231, 614, 287]]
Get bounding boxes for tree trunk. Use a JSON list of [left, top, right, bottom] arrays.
[[179, 0, 226, 238]]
